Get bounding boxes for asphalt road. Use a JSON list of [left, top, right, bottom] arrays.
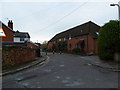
[[2, 52, 119, 88]]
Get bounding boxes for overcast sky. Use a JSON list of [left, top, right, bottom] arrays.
[[1, 0, 119, 43]]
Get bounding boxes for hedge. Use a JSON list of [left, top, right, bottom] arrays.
[[97, 20, 120, 60]]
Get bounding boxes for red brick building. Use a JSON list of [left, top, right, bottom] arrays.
[[48, 21, 101, 53], [1, 20, 14, 42]]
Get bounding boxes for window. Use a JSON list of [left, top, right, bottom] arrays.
[[20, 38, 24, 41], [76, 43, 79, 48]]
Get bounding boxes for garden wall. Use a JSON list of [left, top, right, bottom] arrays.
[[2, 46, 37, 67]]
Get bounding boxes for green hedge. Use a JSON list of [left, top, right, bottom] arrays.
[[97, 20, 120, 60], [72, 48, 81, 54]]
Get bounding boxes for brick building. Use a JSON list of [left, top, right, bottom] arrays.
[[48, 21, 101, 53], [1, 20, 14, 42]]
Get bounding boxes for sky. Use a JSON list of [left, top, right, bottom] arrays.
[[0, 0, 120, 43]]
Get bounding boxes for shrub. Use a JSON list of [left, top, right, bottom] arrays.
[[87, 52, 94, 56], [97, 20, 120, 60], [72, 48, 81, 54], [52, 41, 67, 52]]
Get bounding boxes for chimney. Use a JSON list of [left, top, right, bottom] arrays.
[[8, 20, 13, 30]]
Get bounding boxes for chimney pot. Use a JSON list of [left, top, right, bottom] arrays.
[[8, 20, 13, 30]]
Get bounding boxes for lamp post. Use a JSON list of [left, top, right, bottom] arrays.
[[110, 2, 120, 63], [110, 3, 120, 21]]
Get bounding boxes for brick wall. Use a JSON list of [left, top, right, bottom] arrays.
[[87, 35, 97, 53], [68, 35, 88, 52], [2, 46, 36, 67], [48, 34, 98, 53], [68, 35, 97, 53], [26, 41, 38, 49]]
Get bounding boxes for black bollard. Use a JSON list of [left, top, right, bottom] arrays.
[[53, 51, 55, 54], [60, 51, 62, 54]]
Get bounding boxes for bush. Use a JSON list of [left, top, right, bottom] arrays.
[[87, 52, 94, 56], [97, 20, 120, 60], [52, 41, 67, 52], [72, 48, 81, 54]]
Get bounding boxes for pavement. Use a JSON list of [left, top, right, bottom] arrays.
[[87, 56, 120, 72], [2, 55, 49, 76], [1, 53, 119, 77]]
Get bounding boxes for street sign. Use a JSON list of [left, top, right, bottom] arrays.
[[0, 28, 6, 37]]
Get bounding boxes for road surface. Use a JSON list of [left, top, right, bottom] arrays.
[[2, 52, 119, 88]]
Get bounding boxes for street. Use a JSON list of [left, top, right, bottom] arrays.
[[2, 52, 119, 88]]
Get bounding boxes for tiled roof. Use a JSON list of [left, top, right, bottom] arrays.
[[49, 21, 100, 42], [14, 31, 30, 38], [2, 22, 14, 32]]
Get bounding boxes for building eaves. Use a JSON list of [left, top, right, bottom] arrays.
[[14, 32, 30, 38], [49, 21, 96, 42]]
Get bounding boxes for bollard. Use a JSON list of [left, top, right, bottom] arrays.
[[53, 51, 55, 54]]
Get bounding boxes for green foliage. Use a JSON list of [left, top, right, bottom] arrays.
[[97, 20, 120, 60], [41, 44, 48, 52], [87, 52, 94, 56], [52, 41, 67, 52], [72, 48, 81, 54]]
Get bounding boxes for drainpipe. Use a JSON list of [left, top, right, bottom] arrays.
[[87, 35, 88, 52], [94, 39, 96, 54]]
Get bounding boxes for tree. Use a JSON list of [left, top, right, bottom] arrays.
[[97, 20, 120, 60], [41, 41, 48, 51], [42, 41, 48, 44], [52, 41, 67, 52]]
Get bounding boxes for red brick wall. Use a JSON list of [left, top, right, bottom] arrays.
[[94, 39, 98, 53], [26, 41, 38, 49], [67, 35, 88, 52], [2, 24, 14, 42], [68, 35, 97, 53], [48, 35, 98, 53], [87, 35, 95, 53], [2, 46, 36, 66]]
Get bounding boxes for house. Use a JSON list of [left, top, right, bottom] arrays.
[[1, 20, 14, 42], [1, 20, 30, 43], [14, 30, 30, 42], [48, 21, 101, 53], [1, 20, 32, 48]]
